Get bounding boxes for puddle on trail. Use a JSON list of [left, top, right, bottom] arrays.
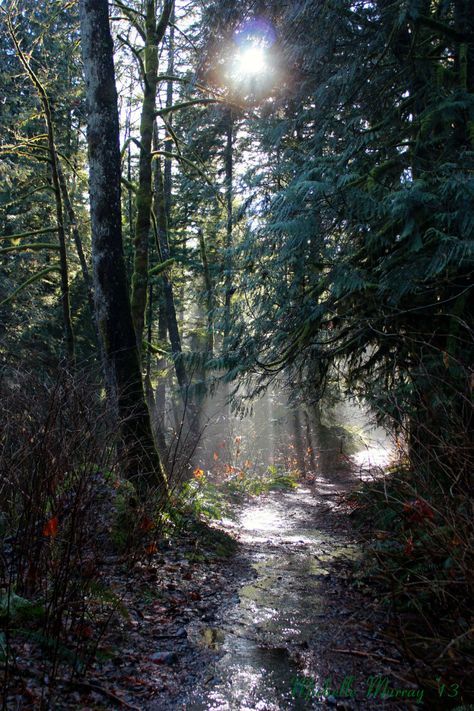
[[186, 488, 359, 710]]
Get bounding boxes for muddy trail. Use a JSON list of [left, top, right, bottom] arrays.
[[177, 467, 427, 711], [21, 443, 453, 710], [17, 408, 448, 711]]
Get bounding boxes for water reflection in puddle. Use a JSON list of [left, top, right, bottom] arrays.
[[195, 638, 309, 711], [186, 489, 359, 710]]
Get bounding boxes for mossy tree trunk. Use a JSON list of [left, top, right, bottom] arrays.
[[79, 0, 167, 497], [130, 0, 174, 351]]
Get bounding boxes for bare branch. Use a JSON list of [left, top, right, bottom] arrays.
[[112, 0, 146, 40], [117, 33, 146, 77], [156, 0, 174, 44]]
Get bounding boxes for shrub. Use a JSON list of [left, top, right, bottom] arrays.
[[0, 368, 125, 704]]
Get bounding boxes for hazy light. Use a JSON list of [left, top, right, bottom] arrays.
[[221, 17, 276, 97], [235, 45, 267, 79], [234, 18, 276, 49]]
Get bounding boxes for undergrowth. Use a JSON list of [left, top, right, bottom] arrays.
[[0, 369, 146, 706], [349, 458, 474, 704], [177, 465, 299, 523]]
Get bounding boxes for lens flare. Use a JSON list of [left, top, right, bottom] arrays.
[[223, 17, 277, 96], [235, 46, 267, 78], [234, 18, 276, 49]]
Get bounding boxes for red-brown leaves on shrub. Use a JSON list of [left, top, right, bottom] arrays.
[[139, 516, 155, 532], [403, 498, 434, 524], [42, 516, 59, 538], [404, 536, 414, 556]]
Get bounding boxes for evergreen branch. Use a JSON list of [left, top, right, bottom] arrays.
[[0, 227, 58, 242], [0, 243, 60, 255], [148, 258, 175, 276], [143, 340, 169, 355], [6, 15, 48, 110], [151, 149, 225, 207], [113, 0, 146, 18], [121, 176, 137, 194], [117, 34, 146, 78], [168, 22, 199, 52], [0, 145, 52, 163], [5, 138, 80, 178], [417, 14, 468, 42], [156, 98, 223, 115], [0, 185, 53, 211], [155, 95, 250, 117], [0, 266, 61, 307], [155, 74, 235, 100], [160, 116, 183, 159], [120, 136, 133, 159]]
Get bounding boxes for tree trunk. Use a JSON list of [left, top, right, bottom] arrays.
[[57, 160, 96, 329], [154, 22, 190, 393], [223, 108, 234, 347], [130, 0, 173, 350], [154, 153, 189, 391], [164, 12, 175, 221], [126, 78, 135, 279], [155, 282, 168, 437], [198, 227, 214, 356], [154, 152, 200, 443], [79, 0, 167, 497]]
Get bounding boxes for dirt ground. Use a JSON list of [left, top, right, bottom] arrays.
[[6, 465, 469, 710]]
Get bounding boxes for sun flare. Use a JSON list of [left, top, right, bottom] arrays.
[[235, 45, 267, 78]]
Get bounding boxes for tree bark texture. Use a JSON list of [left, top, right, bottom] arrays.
[[79, 0, 167, 495], [131, 0, 174, 350]]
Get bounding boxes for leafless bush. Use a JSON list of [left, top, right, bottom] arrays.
[[0, 367, 124, 704]]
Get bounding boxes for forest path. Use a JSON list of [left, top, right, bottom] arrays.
[[179, 467, 423, 710]]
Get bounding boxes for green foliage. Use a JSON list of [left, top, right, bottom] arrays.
[[109, 478, 140, 551], [179, 475, 228, 521], [0, 265, 61, 307], [178, 466, 299, 525], [202, 0, 474, 500], [224, 466, 298, 498], [1, 0, 473, 696], [0, 0, 92, 364], [0, 592, 45, 625]]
